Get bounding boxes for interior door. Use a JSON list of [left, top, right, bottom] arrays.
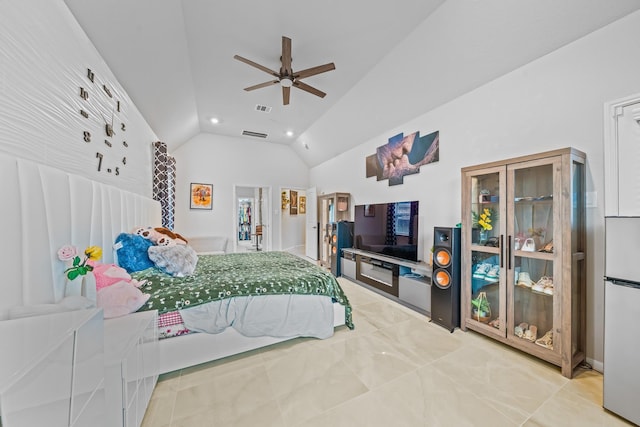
[[605, 95, 640, 216], [305, 187, 318, 260]]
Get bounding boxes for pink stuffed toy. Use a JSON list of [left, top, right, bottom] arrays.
[[89, 261, 147, 291], [97, 282, 150, 319], [88, 260, 150, 318]]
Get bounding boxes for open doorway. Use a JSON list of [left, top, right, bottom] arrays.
[[233, 185, 271, 253]]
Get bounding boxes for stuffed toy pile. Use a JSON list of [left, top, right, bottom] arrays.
[[114, 226, 198, 277]]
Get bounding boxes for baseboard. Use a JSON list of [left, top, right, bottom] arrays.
[[586, 357, 603, 373]]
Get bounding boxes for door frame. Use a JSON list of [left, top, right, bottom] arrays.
[[232, 184, 272, 253], [604, 92, 640, 216]]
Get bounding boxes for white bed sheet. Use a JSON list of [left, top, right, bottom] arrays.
[[179, 294, 335, 339]]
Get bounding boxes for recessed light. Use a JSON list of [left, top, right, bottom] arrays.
[[286, 130, 294, 137], [210, 117, 220, 124]]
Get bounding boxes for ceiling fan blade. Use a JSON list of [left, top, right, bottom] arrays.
[[233, 55, 280, 78], [292, 81, 326, 98], [294, 62, 335, 80], [244, 80, 279, 91], [281, 36, 292, 76], [283, 86, 291, 105]]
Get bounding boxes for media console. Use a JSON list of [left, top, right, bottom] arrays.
[[341, 248, 432, 315]]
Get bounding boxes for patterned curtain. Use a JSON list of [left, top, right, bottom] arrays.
[[152, 141, 176, 229], [385, 203, 397, 245], [408, 201, 418, 244]]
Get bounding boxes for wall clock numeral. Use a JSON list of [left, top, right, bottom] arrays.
[[105, 123, 114, 137], [96, 152, 103, 171], [107, 168, 112, 173], [80, 109, 89, 119], [87, 68, 94, 82], [102, 84, 112, 98], [104, 140, 112, 148], [83, 131, 91, 142], [115, 167, 120, 176], [121, 122, 126, 131], [122, 157, 127, 165], [117, 100, 120, 112], [123, 141, 128, 147], [80, 87, 89, 100]]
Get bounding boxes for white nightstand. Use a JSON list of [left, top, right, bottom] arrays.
[[0, 309, 105, 427], [104, 310, 158, 427]]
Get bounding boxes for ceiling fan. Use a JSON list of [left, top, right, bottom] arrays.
[[233, 36, 335, 105]]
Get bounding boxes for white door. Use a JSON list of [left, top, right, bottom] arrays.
[[305, 187, 318, 260], [605, 95, 640, 216]]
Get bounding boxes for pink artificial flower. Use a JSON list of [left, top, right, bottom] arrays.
[[57, 245, 79, 262]]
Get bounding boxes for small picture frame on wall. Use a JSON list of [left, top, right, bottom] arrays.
[[190, 183, 213, 210], [290, 190, 298, 215], [364, 204, 375, 217], [299, 196, 306, 214]]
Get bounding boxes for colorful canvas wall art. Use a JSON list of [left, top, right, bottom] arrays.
[[190, 183, 213, 209], [366, 130, 439, 186]]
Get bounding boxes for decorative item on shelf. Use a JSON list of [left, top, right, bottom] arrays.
[[528, 227, 546, 249], [471, 291, 491, 323], [538, 240, 554, 253], [337, 196, 348, 212], [479, 189, 491, 203], [521, 237, 536, 252], [472, 207, 495, 244]]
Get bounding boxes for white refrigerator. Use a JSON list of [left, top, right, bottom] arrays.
[[604, 216, 640, 425]]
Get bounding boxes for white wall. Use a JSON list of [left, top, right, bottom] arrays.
[[173, 133, 309, 250], [281, 188, 307, 251], [0, 0, 156, 197], [310, 10, 640, 369]]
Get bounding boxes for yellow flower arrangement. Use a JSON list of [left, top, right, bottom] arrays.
[[476, 208, 493, 231]]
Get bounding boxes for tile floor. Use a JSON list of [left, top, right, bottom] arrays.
[[141, 277, 633, 427]]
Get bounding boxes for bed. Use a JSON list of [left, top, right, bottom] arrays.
[[0, 151, 351, 375]]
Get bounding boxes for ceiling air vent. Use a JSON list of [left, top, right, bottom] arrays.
[[242, 130, 268, 139], [255, 104, 272, 113]]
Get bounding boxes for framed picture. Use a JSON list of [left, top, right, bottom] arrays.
[[289, 190, 298, 215], [299, 196, 306, 214], [190, 183, 213, 210], [364, 204, 375, 217]]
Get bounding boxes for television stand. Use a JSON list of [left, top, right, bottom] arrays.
[[341, 248, 432, 315]]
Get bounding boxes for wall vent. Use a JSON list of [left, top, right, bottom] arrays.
[[242, 130, 268, 138], [255, 104, 272, 113]]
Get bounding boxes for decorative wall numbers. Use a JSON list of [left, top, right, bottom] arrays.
[[79, 68, 128, 175]]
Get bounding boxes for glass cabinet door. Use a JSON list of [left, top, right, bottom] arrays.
[[465, 166, 506, 335], [507, 157, 560, 352]]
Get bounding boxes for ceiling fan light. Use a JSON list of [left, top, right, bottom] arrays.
[[280, 77, 293, 87]]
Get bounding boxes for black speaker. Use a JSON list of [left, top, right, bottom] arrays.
[[330, 221, 354, 276], [431, 226, 461, 332]]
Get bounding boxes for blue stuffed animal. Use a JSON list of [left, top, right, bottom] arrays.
[[114, 233, 155, 273]]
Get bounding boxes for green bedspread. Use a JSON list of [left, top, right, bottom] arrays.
[[133, 251, 353, 329]]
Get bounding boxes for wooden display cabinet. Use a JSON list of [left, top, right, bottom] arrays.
[[460, 148, 586, 378], [317, 192, 350, 268]]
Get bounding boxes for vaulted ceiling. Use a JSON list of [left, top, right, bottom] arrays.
[[63, 0, 640, 167]]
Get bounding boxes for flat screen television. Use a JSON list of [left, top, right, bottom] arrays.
[[353, 200, 419, 262]]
